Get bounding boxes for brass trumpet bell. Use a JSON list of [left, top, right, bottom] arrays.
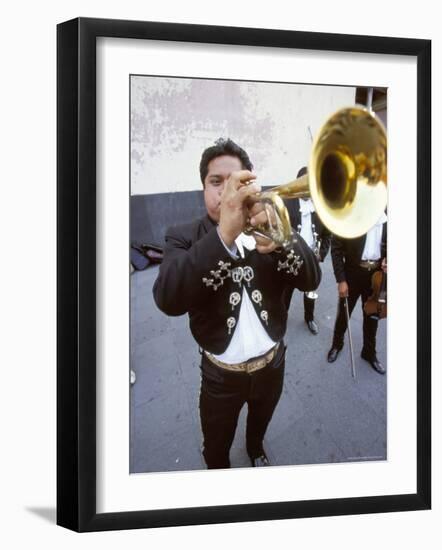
[[248, 106, 387, 248]]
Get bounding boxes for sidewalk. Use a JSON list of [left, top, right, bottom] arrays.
[[130, 254, 386, 473]]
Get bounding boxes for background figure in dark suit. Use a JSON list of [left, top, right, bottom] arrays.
[[153, 139, 321, 469], [283, 166, 331, 334], [327, 215, 387, 374]]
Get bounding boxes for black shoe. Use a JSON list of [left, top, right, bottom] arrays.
[[361, 352, 386, 375], [327, 346, 342, 363], [306, 319, 319, 335], [250, 452, 270, 467]]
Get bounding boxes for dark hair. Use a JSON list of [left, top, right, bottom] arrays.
[[297, 166, 308, 178], [199, 138, 253, 185]]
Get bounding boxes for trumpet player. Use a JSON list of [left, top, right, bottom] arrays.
[[283, 166, 331, 334], [153, 138, 321, 469]]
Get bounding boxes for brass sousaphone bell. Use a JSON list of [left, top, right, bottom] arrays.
[[246, 106, 387, 248]]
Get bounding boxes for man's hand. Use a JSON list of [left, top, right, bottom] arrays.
[[381, 257, 387, 273], [247, 200, 276, 230], [247, 197, 280, 254], [338, 281, 349, 298], [253, 232, 278, 254], [218, 170, 260, 247]]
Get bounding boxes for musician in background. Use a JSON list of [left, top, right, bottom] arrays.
[[326, 213, 387, 374], [283, 166, 331, 334]]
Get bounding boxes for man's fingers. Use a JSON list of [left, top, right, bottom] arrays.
[[248, 202, 265, 217], [249, 210, 269, 227], [236, 182, 261, 203], [253, 232, 272, 245], [253, 233, 277, 254], [230, 170, 257, 190], [255, 240, 278, 254], [223, 178, 260, 208], [237, 181, 261, 195]]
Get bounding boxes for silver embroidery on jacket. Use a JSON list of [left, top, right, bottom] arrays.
[[202, 260, 232, 291], [277, 249, 303, 276]]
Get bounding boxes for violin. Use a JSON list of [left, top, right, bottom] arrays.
[[364, 270, 387, 320]]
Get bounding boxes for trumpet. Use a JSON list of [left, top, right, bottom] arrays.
[[246, 106, 387, 248]]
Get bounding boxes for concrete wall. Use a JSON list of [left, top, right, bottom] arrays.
[[377, 108, 387, 128], [130, 76, 356, 196]]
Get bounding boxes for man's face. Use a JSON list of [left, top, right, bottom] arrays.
[[203, 155, 242, 222]]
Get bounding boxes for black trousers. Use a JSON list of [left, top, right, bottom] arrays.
[[332, 267, 378, 359], [283, 288, 316, 321], [303, 293, 315, 321], [199, 343, 286, 469]]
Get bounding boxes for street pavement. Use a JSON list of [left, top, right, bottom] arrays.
[[130, 253, 386, 473]]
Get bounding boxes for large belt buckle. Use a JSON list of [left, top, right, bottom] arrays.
[[367, 260, 378, 271], [246, 357, 265, 374]]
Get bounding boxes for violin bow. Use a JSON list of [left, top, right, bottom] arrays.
[[344, 297, 356, 379]]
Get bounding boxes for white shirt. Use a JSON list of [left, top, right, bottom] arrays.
[[214, 231, 276, 364], [299, 198, 315, 249], [361, 212, 387, 260]]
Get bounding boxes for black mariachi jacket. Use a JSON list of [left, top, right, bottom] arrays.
[[285, 198, 331, 261], [331, 222, 387, 283], [153, 215, 321, 354]]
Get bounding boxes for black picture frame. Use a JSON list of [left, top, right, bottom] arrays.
[[57, 17, 431, 532]]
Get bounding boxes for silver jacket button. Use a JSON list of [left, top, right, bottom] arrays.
[[227, 316, 236, 335], [251, 289, 263, 307], [229, 292, 241, 310]]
